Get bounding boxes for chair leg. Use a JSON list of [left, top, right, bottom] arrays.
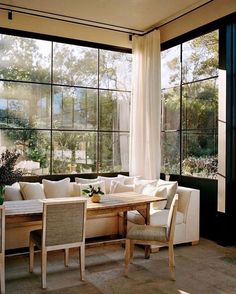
[[79, 245, 85, 281], [125, 239, 131, 276], [0, 254, 5, 294], [144, 245, 151, 259], [64, 248, 69, 267], [168, 243, 176, 281], [41, 249, 47, 289], [29, 237, 34, 273], [130, 240, 134, 263]]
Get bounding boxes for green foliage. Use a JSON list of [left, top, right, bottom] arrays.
[[0, 149, 22, 186], [82, 185, 104, 197], [162, 30, 218, 178]]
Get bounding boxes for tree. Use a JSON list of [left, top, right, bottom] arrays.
[[162, 30, 218, 177], [0, 33, 132, 174]]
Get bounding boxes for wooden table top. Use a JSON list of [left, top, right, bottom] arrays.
[[4, 192, 163, 218]]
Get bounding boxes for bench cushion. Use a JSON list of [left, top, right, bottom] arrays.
[[125, 209, 184, 226]]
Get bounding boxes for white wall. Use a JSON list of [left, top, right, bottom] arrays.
[[159, 0, 236, 43]]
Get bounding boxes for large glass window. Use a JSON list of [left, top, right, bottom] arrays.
[[161, 30, 218, 178], [0, 33, 132, 175]]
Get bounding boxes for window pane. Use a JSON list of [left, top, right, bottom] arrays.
[[0, 81, 51, 129], [52, 131, 97, 174], [53, 43, 98, 87], [0, 34, 51, 83], [161, 131, 180, 174], [182, 79, 218, 130], [99, 90, 130, 131], [182, 30, 218, 83], [182, 130, 218, 178], [161, 45, 180, 89], [99, 132, 129, 172], [161, 87, 180, 131], [52, 86, 97, 130], [0, 129, 50, 175], [99, 50, 132, 91]]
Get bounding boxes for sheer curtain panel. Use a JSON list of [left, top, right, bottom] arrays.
[[129, 30, 161, 179]]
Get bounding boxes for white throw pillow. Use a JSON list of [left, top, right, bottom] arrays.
[[134, 178, 158, 194], [97, 176, 124, 193], [79, 181, 106, 196], [72, 183, 81, 196], [19, 182, 46, 200], [118, 174, 140, 185], [5, 182, 23, 201], [110, 181, 134, 193], [142, 184, 168, 210], [75, 177, 99, 184], [42, 178, 71, 198], [156, 179, 178, 209]]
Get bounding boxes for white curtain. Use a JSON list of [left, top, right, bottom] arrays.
[[129, 30, 161, 180]]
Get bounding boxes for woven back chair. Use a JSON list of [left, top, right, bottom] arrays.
[[0, 206, 5, 294], [125, 195, 179, 280], [29, 198, 87, 289]]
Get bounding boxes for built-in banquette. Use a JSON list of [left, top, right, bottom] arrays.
[[4, 174, 200, 251]]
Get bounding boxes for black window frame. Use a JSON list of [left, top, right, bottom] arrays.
[[0, 28, 132, 176], [160, 12, 236, 178]]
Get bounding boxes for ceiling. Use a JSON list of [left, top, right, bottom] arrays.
[[0, 0, 212, 33]]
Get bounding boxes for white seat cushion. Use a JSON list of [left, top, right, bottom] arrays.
[[126, 209, 184, 226]]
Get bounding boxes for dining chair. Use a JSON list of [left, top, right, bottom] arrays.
[[0, 205, 5, 294], [29, 198, 87, 289], [125, 194, 179, 280]]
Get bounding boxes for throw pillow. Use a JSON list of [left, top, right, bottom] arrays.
[[19, 182, 46, 200], [156, 179, 178, 209], [110, 181, 134, 193], [118, 174, 140, 185], [42, 178, 71, 198], [5, 182, 23, 201], [75, 177, 99, 184], [134, 178, 158, 194], [72, 183, 81, 196], [97, 176, 124, 193], [142, 184, 168, 210]]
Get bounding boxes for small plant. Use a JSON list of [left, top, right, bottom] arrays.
[[82, 185, 104, 197], [0, 149, 22, 187]]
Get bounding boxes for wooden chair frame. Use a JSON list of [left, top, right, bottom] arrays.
[[125, 196, 178, 280], [29, 198, 87, 289]]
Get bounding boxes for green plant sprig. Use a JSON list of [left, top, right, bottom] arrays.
[[82, 185, 104, 197]]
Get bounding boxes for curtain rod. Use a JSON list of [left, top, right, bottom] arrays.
[[0, 0, 215, 37], [0, 3, 143, 35]]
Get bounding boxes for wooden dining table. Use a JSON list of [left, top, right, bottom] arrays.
[[4, 192, 163, 258]]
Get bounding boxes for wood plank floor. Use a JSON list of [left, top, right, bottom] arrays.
[[5, 238, 236, 294]]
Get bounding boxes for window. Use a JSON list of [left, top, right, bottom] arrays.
[[161, 30, 218, 178], [0, 33, 132, 175]]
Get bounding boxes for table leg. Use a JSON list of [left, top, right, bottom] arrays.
[[121, 211, 128, 248], [144, 203, 151, 259], [123, 211, 128, 238]]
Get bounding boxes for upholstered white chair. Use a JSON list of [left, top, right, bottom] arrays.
[[0, 206, 5, 293], [29, 198, 87, 289], [125, 195, 179, 280]]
